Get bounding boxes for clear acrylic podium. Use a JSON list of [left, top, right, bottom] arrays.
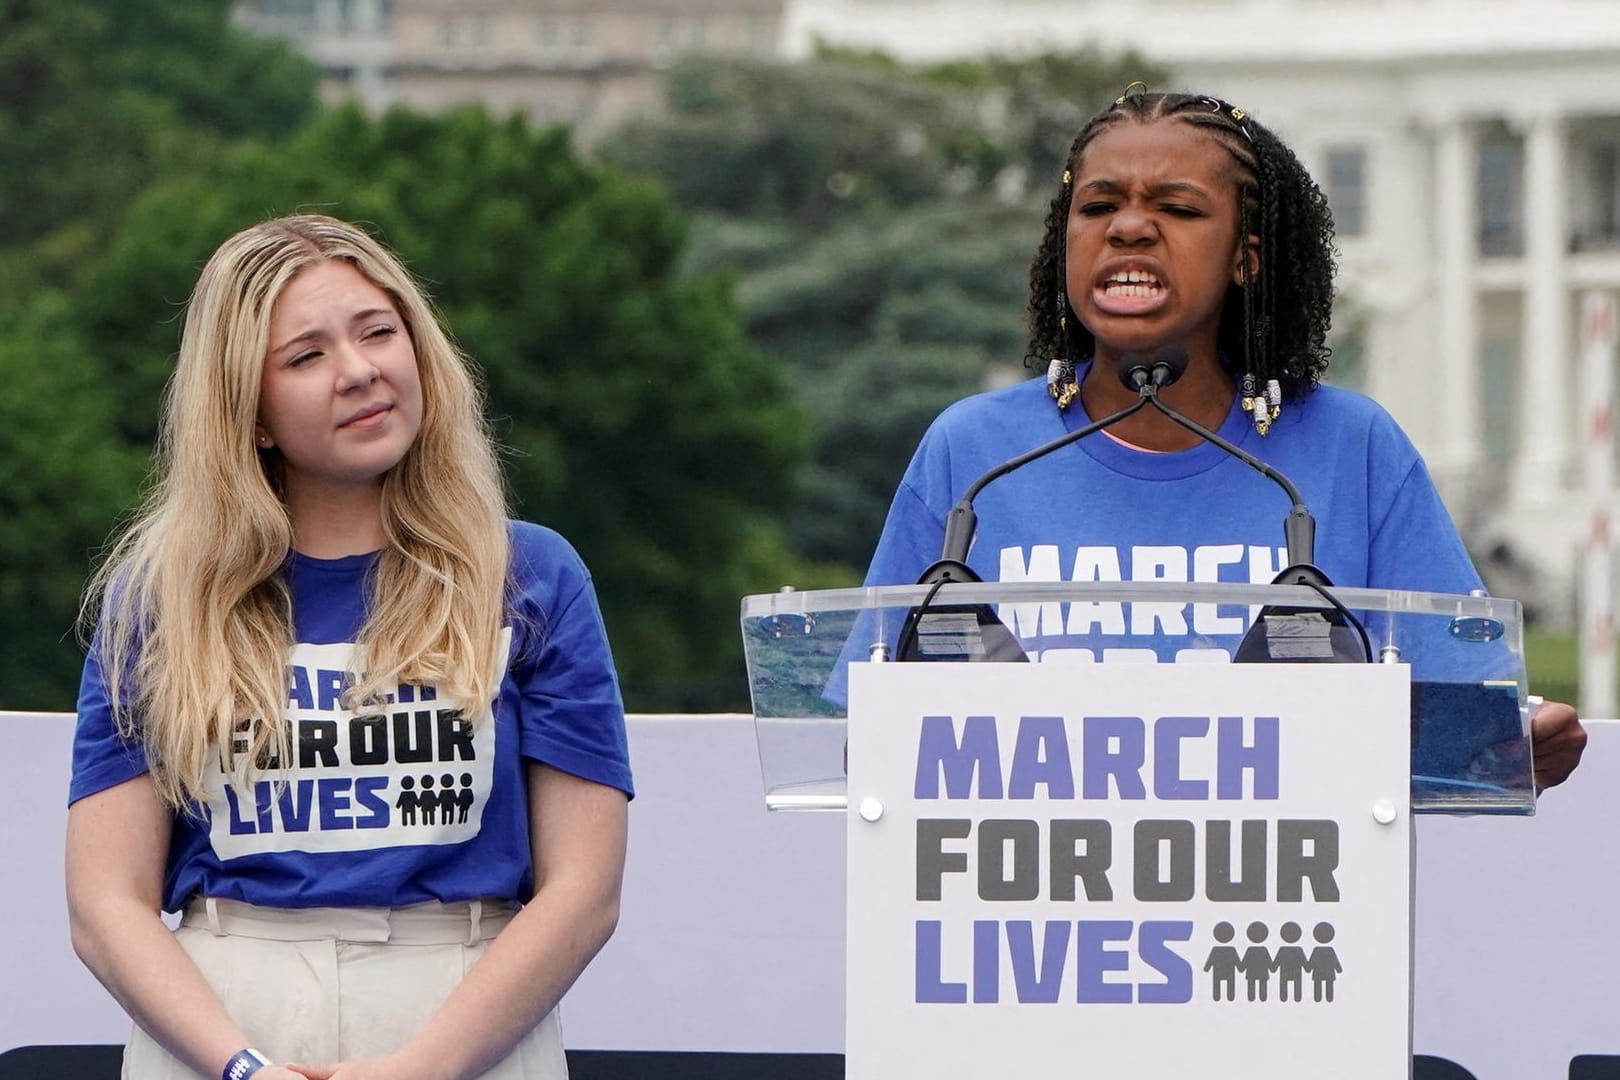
[[740, 580, 1536, 815]]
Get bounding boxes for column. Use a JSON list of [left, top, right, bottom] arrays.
[[1579, 292, 1618, 717], [316, 0, 341, 37], [352, 0, 391, 113], [1514, 110, 1572, 501], [1432, 116, 1482, 483]]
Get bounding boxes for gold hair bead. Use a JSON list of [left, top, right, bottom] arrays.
[[1062, 169, 1072, 184], [1047, 357, 1078, 411]]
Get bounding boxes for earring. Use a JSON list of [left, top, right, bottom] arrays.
[[256, 433, 272, 448]]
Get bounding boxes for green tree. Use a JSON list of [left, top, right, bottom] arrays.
[[11, 105, 806, 711], [0, 0, 317, 291], [0, 298, 148, 707], [601, 50, 1161, 569], [725, 196, 1038, 563]]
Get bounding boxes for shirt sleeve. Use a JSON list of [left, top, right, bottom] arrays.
[[68, 642, 152, 805], [1362, 433, 1517, 684], [1367, 456, 1485, 597], [509, 530, 634, 798]]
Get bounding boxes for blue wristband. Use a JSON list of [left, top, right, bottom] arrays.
[[223, 1048, 270, 1080]]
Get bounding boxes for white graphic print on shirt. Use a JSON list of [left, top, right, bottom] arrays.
[[205, 637, 503, 859]]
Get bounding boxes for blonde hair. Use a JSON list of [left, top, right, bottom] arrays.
[[84, 214, 510, 808]]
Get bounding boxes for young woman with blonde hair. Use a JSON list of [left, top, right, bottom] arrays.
[[68, 214, 632, 1080]]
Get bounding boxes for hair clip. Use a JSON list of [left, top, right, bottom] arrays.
[[1115, 80, 1148, 105], [1062, 168, 1072, 185]]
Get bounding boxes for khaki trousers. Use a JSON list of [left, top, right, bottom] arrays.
[[121, 898, 566, 1080]]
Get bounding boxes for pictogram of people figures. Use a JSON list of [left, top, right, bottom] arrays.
[[1204, 921, 1341, 1002], [392, 773, 477, 827]]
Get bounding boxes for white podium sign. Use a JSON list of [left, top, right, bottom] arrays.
[[846, 662, 1412, 1079]]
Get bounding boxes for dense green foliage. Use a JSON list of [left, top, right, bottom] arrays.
[[601, 50, 1162, 569], [0, 0, 319, 707], [0, 0, 317, 293]]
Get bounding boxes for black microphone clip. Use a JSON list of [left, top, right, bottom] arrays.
[[1117, 346, 1190, 394]]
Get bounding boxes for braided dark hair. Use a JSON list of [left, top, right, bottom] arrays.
[[1025, 90, 1337, 400]]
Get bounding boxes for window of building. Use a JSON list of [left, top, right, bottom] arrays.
[[1574, 139, 1620, 252], [440, 15, 490, 49], [1479, 333, 1519, 466], [244, 0, 318, 35], [1477, 134, 1525, 257], [1323, 145, 1367, 237], [746, 15, 776, 52], [343, 0, 393, 33]]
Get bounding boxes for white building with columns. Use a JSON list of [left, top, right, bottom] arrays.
[[786, 0, 1620, 625]]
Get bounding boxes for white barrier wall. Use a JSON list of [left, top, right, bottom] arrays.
[[5, 711, 1619, 1076]]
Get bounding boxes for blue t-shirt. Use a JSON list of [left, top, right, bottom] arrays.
[[70, 520, 633, 913], [844, 373, 1527, 799], [862, 373, 1487, 668]]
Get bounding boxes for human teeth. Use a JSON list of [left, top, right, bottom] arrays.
[[1104, 270, 1161, 296]]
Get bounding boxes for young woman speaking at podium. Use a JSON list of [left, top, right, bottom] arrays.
[[858, 85, 1585, 790], [65, 215, 633, 1080]]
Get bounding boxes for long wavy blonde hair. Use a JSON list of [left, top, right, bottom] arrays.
[[85, 215, 510, 808]]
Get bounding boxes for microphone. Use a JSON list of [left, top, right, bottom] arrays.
[[1117, 345, 1190, 393], [898, 359, 1158, 662], [1126, 347, 1369, 662]]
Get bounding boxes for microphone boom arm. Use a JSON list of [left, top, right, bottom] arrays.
[[1141, 391, 1317, 575], [930, 395, 1151, 578]]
